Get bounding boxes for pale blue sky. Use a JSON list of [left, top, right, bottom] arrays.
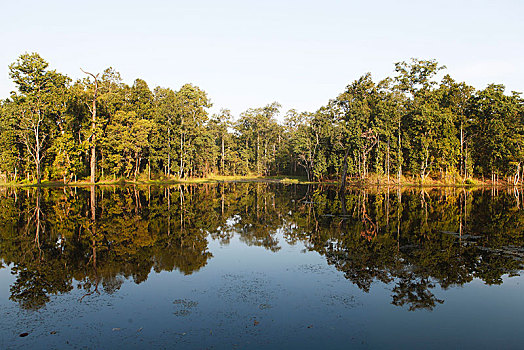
[[1, 0, 522, 117]]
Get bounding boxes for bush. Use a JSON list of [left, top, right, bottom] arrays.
[[465, 178, 476, 185]]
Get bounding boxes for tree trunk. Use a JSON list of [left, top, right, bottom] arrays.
[[91, 141, 96, 183], [339, 147, 351, 192], [398, 118, 402, 184], [257, 133, 260, 175], [167, 127, 171, 177], [514, 162, 521, 186], [179, 131, 183, 178], [134, 152, 140, 181], [33, 115, 42, 186], [460, 122, 464, 180], [221, 135, 225, 175], [36, 159, 41, 185], [387, 138, 390, 183]]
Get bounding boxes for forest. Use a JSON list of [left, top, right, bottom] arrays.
[[0, 53, 523, 186]]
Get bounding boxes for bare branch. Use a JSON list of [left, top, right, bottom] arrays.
[[80, 68, 99, 82]]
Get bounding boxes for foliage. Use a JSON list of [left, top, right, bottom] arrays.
[[0, 53, 523, 184]]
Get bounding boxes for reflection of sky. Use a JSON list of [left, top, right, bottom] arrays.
[[0, 263, 15, 301], [1, 230, 524, 349]]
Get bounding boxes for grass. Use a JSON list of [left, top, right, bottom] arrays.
[[0, 174, 313, 187], [0, 173, 519, 188]]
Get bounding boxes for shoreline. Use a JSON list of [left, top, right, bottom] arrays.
[[0, 175, 522, 188]]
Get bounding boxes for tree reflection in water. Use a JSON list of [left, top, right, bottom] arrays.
[[0, 184, 523, 311]]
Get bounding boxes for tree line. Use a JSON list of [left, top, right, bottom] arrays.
[[0, 53, 523, 185]]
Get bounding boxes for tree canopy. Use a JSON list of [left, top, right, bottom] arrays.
[[1, 53, 523, 185]]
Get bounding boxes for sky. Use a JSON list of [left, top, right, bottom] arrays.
[[0, 0, 522, 118]]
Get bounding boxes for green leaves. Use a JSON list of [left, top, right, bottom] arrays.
[[470, 84, 524, 177], [1, 53, 523, 184]]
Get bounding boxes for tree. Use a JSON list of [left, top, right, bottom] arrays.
[[235, 102, 281, 175], [80, 69, 99, 183], [393, 58, 447, 181], [101, 111, 153, 179], [438, 75, 475, 181], [336, 73, 379, 187], [285, 110, 318, 180], [209, 109, 232, 175], [470, 85, 524, 183], [174, 84, 212, 178], [152, 87, 177, 176], [0, 100, 22, 182], [9, 53, 69, 184]]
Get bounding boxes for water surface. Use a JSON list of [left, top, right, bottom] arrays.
[[1, 184, 523, 349]]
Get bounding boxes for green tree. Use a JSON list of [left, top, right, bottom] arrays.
[[152, 86, 178, 176], [8, 53, 70, 184], [470, 85, 524, 182], [174, 84, 212, 178], [235, 102, 281, 175]]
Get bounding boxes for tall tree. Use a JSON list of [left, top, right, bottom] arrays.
[[80, 69, 99, 183], [209, 109, 232, 175], [152, 87, 177, 176], [236, 102, 281, 175], [174, 84, 211, 178], [9, 53, 69, 184], [393, 58, 446, 181], [470, 85, 523, 183], [336, 73, 379, 188]]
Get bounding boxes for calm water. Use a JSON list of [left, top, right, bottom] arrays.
[[1, 184, 524, 349]]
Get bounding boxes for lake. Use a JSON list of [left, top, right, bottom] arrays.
[[1, 183, 523, 349]]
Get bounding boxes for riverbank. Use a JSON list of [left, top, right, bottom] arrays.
[[0, 175, 314, 187], [0, 173, 521, 188]]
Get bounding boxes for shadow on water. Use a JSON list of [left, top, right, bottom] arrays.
[[0, 183, 523, 312]]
